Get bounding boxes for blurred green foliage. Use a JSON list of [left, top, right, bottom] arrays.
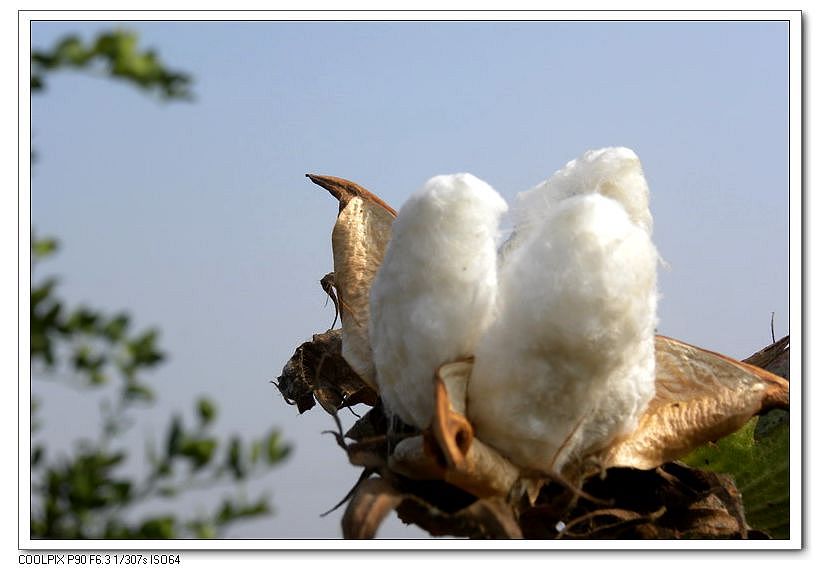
[[30, 30, 289, 539], [31, 30, 192, 99]]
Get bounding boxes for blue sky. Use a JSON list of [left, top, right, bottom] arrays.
[[29, 19, 790, 539]]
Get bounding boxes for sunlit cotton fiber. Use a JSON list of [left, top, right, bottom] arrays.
[[468, 150, 658, 475], [369, 173, 508, 429], [516, 146, 653, 239]]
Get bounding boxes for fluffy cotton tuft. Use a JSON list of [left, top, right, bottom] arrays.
[[468, 163, 658, 474], [369, 173, 508, 428], [515, 147, 653, 240]]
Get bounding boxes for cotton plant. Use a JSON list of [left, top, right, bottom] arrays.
[[276, 148, 789, 540]]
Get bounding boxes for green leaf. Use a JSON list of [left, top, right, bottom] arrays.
[[214, 497, 270, 527], [196, 398, 216, 425], [110, 481, 132, 503], [235, 498, 271, 520], [124, 382, 154, 402], [102, 314, 129, 342], [216, 499, 234, 525], [127, 330, 164, 367], [55, 36, 91, 66], [100, 451, 125, 468], [66, 307, 100, 333], [227, 437, 244, 480], [250, 440, 262, 464], [33, 30, 193, 100], [681, 412, 790, 538], [89, 370, 108, 386], [31, 278, 57, 308], [72, 345, 107, 379], [266, 431, 290, 464], [138, 516, 176, 539], [42, 302, 63, 327], [31, 399, 42, 433], [166, 416, 182, 457], [32, 237, 59, 259], [178, 438, 217, 470], [188, 520, 216, 539]]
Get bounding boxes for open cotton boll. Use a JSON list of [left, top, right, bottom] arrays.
[[514, 147, 653, 242], [369, 173, 509, 429], [468, 192, 658, 475]]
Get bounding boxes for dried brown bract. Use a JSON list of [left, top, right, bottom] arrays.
[[307, 174, 395, 389]]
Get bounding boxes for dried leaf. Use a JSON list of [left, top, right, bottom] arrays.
[[389, 435, 447, 481], [396, 494, 522, 539], [388, 432, 523, 500], [319, 272, 340, 329], [522, 462, 750, 539], [345, 405, 390, 443], [429, 361, 473, 470], [598, 336, 789, 472], [341, 477, 403, 539], [423, 361, 528, 499], [275, 329, 377, 414], [307, 174, 396, 389], [744, 335, 790, 380]]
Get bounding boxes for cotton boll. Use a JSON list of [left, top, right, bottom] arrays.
[[468, 192, 658, 475], [369, 173, 509, 429], [515, 147, 653, 241]]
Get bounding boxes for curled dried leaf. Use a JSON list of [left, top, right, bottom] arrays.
[[389, 435, 446, 481], [522, 462, 750, 539], [396, 494, 522, 539], [275, 329, 377, 414], [744, 335, 790, 380], [423, 361, 527, 499], [341, 477, 403, 539], [429, 361, 473, 470]]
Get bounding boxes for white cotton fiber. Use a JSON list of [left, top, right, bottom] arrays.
[[467, 152, 658, 475], [515, 147, 653, 240], [369, 173, 509, 429]]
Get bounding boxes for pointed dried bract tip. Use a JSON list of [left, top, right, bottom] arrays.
[[306, 173, 397, 216]]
